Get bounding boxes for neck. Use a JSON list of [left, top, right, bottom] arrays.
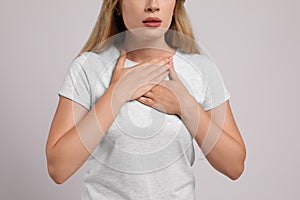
[[117, 31, 176, 63]]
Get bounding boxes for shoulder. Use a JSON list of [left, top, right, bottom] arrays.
[[73, 45, 118, 71], [177, 50, 212, 67], [177, 50, 222, 77]]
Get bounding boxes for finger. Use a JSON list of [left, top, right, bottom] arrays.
[[150, 70, 170, 85], [147, 62, 172, 79], [167, 61, 179, 81], [140, 56, 171, 72], [116, 50, 127, 69], [137, 96, 154, 106], [151, 57, 172, 69], [143, 91, 154, 99], [143, 55, 170, 65]]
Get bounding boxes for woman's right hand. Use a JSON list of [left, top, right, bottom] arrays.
[[110, 50, 173, 102]]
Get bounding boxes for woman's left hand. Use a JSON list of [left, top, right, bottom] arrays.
[[136, 63, 192, 116]]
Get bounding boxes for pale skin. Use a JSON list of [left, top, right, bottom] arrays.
[[46, 0, 246, 184]]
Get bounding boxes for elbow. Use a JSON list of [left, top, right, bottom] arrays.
[[46, 146, 68, 185], [47, 164, 68, 184], [228, 162, 245, 180], [228, 149, 246, 181]]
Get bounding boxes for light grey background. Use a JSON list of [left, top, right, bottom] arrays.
[[0, 0, 299, 199]]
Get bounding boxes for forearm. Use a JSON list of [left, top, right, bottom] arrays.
[[48, 83, 126, 183], [179, 95, 245, 180]]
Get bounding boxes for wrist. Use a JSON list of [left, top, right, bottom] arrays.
[[109, 82, 128, 104], [178, 94, 198, 119]]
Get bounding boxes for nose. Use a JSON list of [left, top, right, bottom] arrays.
[[144, 0, 160, 13]]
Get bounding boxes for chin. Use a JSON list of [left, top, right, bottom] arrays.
[[129, 26, 169, 40]]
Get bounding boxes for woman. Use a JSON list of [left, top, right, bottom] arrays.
[[46, 0, 246, 199]]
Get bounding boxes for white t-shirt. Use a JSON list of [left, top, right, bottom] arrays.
[[58, 44, 231, 200]]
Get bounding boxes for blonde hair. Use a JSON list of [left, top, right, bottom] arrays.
[[76, 0, 200, 58]]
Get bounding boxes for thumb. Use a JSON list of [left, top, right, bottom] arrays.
[[116, 50, 127, 69], [168, 63, 179, 81]]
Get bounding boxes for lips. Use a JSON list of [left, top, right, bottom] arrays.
[[142, 17, 162, 23], [143, 17, 162, 27]]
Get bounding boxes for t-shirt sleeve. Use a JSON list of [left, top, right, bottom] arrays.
[[200, 54, 231, 111], [57, 54, 91, 110]]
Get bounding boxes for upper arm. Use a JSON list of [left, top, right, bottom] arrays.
[[47, 53, 92, 149], [206, 100, 246, 154], [193, 52, 245, 151], [46, 96, 89, 150]]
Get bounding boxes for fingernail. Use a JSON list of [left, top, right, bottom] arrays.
[[168, 56, 173, 60], [121, 50, 126, 54]]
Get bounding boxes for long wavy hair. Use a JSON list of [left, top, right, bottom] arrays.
[[76, 0, 200, 58]]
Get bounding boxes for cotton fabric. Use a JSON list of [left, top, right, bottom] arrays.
[[57, 44, 231, 199]]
